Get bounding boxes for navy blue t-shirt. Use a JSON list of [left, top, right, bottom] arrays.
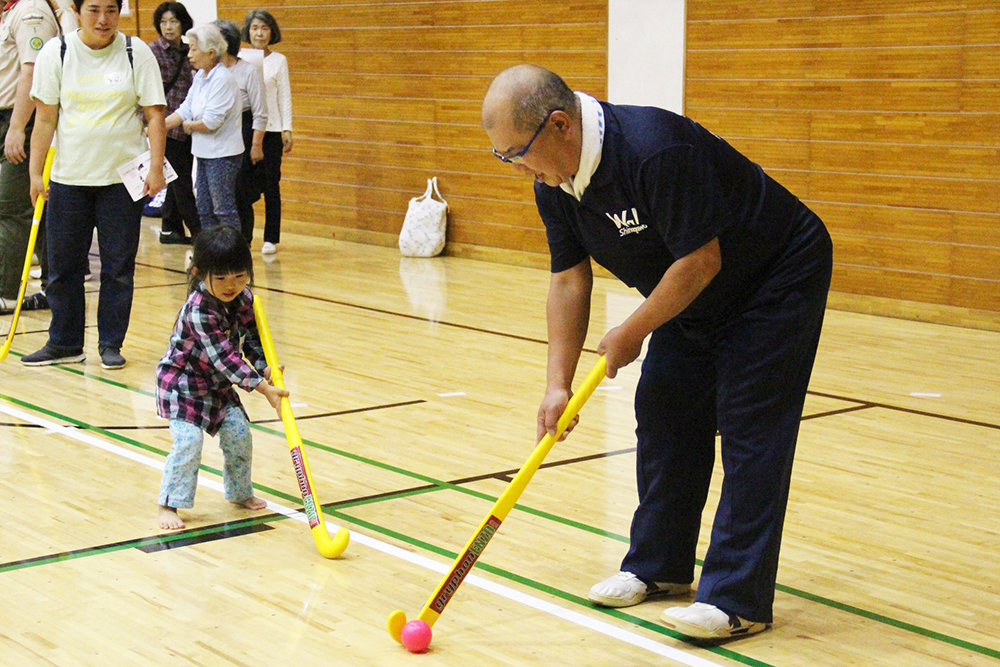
[[536, 102, 827, 325]]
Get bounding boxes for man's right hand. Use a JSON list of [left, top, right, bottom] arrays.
[[4, 126, 26, 164], [29, 173, 46, 206], [536, 386, 579, 443]]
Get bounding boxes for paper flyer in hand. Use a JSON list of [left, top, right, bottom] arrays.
[[117, 151, 179, 202]]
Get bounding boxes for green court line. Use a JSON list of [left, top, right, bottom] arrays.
[[0, 398, 770, 667], [329, 510, 774, 667], [0, 393, 298, 506], [250, 419, 628, 541], [4, 369, 999, 662], [0, 392, 769, 665]]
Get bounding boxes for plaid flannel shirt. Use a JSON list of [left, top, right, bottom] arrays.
[[149, 36, 195, 142], [156, 284, 268, 436]]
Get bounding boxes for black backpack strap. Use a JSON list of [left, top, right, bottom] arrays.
[[59, 34, 65, 64], [126, 35, 136, 91]]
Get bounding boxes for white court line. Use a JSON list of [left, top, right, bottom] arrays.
[[437, 391, 466, 397], [596, 385, 624, 391], [909, 392, 942, 398], [0, 400, 724, 667]]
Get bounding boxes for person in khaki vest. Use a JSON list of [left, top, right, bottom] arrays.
[[0, 0, 57, 315]]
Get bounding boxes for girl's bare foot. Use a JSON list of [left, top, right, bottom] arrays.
[[235, 496, 267, 510], [159, 506, 186, 530]]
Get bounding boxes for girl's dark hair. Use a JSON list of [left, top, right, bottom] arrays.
[[74, 0, 124, 11], [189, 226, 254, 292], [153, 2, 194, 36], [213, 19, 242, 57], [241, 9, 282, 45]]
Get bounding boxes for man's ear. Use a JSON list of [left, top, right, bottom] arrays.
[[550, 110, 574, 134]]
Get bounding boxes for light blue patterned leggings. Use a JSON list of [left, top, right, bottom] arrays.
[[159, 406, 254, 509]]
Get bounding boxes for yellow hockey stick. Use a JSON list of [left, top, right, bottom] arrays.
[[387, 356, 607, 645], [252, 295, 349, 558], [1, 147, 55, 362]]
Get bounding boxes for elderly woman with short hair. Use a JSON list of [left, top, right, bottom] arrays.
[[213, 19, 267, 246], [166, 23, 243, 230]]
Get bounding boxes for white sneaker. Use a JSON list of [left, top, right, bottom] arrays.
[[29, 266, 42, 279], [661, 602, 767, 639], [588, 571, 691, 608], [184, 249, 194, 271], [31, 253, 39, 266], [261, 242, 277, 255]]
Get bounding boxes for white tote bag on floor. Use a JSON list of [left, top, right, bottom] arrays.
[[399, 177, 448, 257]]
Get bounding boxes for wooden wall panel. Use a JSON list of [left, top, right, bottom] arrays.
[[131, 4, 157, 42], [687, 2, 1000, 318], [134, 2, 996, 324], [687, 1, 999, 21], [214, 0, 606, 256]]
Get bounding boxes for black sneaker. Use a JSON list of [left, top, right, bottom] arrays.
[[99, 346, 126, 370], [159, 231, 190, 245], [22, 345, 86, 366], [21, 292, 49, 311]]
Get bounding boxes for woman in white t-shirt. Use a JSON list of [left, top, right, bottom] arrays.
[[241, 9, 290, 256], [23, 0, 167, 370]]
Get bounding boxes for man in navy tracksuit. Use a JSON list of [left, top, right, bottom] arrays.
[[482, 65, 832, 640]]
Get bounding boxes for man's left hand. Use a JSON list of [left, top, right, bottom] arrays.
[[597, 324, 645, 379]]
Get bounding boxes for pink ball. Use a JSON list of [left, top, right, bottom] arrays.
[[400, 620, 433, 653]]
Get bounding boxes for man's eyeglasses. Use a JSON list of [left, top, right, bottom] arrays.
[[492, 108, 563, 163]]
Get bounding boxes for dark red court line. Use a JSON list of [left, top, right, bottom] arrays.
[[132, 259, 1000, 432]]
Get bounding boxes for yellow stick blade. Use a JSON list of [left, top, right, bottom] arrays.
[[387, 610, 407, 643]]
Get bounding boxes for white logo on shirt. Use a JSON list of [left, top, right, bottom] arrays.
[[105, 71, 127, 86], [605, 208, 648, 237]]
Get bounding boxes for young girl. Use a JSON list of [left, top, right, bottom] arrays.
[[156, 225, 287, 530]]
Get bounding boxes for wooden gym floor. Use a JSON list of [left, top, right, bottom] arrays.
[[1, 223, 998, 666]]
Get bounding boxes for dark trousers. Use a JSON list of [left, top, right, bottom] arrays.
[[620, 215, 833, 623], [0, 114, 36, 298], [161, 136, 201, 238], [195, 154, 242, 230], [45, 182, 144, 353], [261, 131, 283, 243], [235, 110, 263, 244]]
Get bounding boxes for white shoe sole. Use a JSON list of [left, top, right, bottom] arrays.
[[588, 590, 645, 608], [589, 582, 690, 608], [661, 613, 768, 639], [22, 353, 86, 367]]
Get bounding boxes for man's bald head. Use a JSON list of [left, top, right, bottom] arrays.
[[482, 65, 578, 132]]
